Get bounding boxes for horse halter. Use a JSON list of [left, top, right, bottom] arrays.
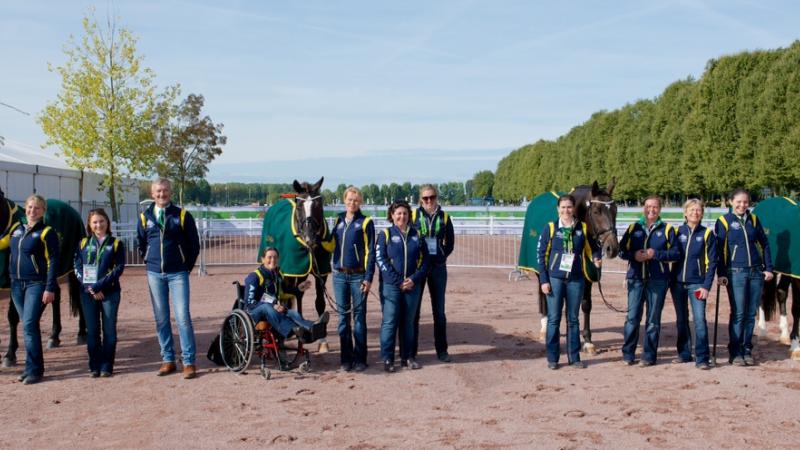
[[586, 199, 617, 242]]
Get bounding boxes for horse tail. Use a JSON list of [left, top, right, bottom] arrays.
[[761, 274, 778, 321], [68, 271, 81, 318]]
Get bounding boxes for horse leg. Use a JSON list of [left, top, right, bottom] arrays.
[[756, 306, 767, 339], [48, 283, 62, 348], [776, 275, 791, 345], [70, 272, 87, 345], [790, 279, 800, 361], [2, 300, 19, 367], [314, 275, 329, 353], [581, 282, 596, 354]]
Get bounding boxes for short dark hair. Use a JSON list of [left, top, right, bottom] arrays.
[[262, 246, 280, 258], [557, 194, 576, 207], [387, 200, 411, 222], [729, 188, 750, 201], [86, 208, 112, 237]]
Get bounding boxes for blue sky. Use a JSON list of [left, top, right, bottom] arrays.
[[1, 1, 798, 186]]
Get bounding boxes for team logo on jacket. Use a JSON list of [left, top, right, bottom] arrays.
[[679, 235, 688, 243], [411, 236, 418, 242], [337, 222, 344, 229], [31, 232, 40, 239], [575, 230, 582, 236], [555, 231, 564, 238], [731, 221, 741, 230], [12, 228, 23, 237], [147, 219, 155, 228], [391, 236, 401, 243], [656, 231, 663, 237], [696, 236, 703, 242], [634, 230, 643, 238], [355, 223, 361, 229]]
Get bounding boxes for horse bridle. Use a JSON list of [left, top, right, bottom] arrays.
[[295, 195, 324, 240]]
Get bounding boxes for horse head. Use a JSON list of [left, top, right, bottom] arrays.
[[584, 179, 619, 259], [292, 177, 325, 251]]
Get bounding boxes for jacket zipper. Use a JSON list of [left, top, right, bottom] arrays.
[[731, 245, 738, 265], [550, 256, 558, 271], [353, 244, 360, 264], [340, 219, 353, 268], [681, 227, 694, 283], [16, 228, 26, 279], [30, 255, 39, 274], [697, 259, 702, 277], [159, 225, 165, 273], [742, 219, 752, 266], [400, 229, 408, 279], [178, 244, 186, 263]]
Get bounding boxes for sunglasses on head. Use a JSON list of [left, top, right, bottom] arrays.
[[422, 195, 437, 201]]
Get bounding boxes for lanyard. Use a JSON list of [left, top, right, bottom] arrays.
[[560, 226, 574, 254], [87, 236, 110, 265], [419, 209, 440, 237]]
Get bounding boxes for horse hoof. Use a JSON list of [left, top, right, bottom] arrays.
[[582, 343, 597, 355], [791, 350, 800, 361], [317, 340, 329, 354], [1, 356, 16, 368], [780, 335, 791, 345], [76, 335, 87, 346], [47, 339, 61, 349]]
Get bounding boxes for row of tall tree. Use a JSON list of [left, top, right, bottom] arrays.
[[141, 180, 477, 206], [38, 12, 225, 219], [494, 41, 800, 204]]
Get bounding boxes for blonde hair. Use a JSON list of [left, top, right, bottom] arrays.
[[419, 184, 438, 196], [342, 186, 363, 203], [25, 194, 47, 211], [682, 198, 705, 214]]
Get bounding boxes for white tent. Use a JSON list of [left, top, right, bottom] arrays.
[[0, 138, 139, 224]]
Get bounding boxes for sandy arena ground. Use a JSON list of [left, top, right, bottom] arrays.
[[0, 265, 798, 449]]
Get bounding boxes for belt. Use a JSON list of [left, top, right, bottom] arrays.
[[338, 267, 365, 274]]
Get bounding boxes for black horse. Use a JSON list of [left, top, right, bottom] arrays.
[[258, 177, 333, 352], [536, 180, 619, 353], [760, 275, 800, 360], [0, 189, 86, 367]]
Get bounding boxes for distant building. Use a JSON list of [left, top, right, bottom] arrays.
[[0, 138, 139, 224]]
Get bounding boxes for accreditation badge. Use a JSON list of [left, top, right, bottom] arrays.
[[559, 253, 575, 272], [83, 264, 98, 284], [425, 237, 438, 254]]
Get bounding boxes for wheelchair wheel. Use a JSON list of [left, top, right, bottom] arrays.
[[219, 309, 255, 373]]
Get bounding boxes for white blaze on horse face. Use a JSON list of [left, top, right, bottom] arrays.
[[302, 196, 313, 220]]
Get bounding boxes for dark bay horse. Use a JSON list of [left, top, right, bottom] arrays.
[[760, 275, 800, 360], [0, 189, 86, 367], [536, 180, 619, 353], [258, 177, 333, 352]]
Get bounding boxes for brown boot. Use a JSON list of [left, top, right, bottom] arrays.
[[183, 364, 197, 379], [157, 362, 176, 376]]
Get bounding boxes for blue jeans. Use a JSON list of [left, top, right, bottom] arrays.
[[81, 290, 121, 373], [147, 271, 196, 365], [622, 278, 668, 363], [333, 271, 368, 366], [670, 282, 709, 364], [545, 276, 584, 364], [10, 280, 46, 377], [412, 263, 448, 357], [380, 282, 421, 362], [727, 267, 763, 359], [248, 302, 313, 338]]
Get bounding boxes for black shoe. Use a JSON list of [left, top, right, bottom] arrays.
[[353, 363, 368, 372], [340, 363, 353, 372], [100, 371, 113, 378], [743, 355, 756, 366], [696, 362, 711, 370], [638, 360, 655, 367], [383, 361, 395, 373], [17, 373, 27, 382], [547, 361, 558, 370], [23, 374, 42, 385], [569, 361, 586, 369], [622, 359, 636, 366], [316, 311, 330, 325], [293, 326, 313, 343], [400, 359, 408, 368], [437, 352, 452, 363], [406, 358, 421, 370], [730, 356, 746, 367], [90, 371, 100, 378]]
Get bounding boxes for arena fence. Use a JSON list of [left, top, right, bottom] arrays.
[[115, 215, 718, 274]]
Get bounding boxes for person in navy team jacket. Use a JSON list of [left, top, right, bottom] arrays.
[[376, 200, 429, 373], [669, 199, 716, 370], [74, 208, 125, 377], [619, 195, 679, 367], [715, 188, 773, 366]]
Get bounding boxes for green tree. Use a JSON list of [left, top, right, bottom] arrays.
[[471, 170, 494, 198], [38, 13, 176, 220], [155, 93, 226, 206]]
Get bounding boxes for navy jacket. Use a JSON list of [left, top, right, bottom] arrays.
[[332, 210, 376, 282], [1, 221, 60, 292], [411, 206, 454, 266], [619, 218, 680, 281], [671, 223, 717, 290], [376, 225, 430, 288], [243, 265, 301, 311], [74, 235, 126, 295], [536, 220, 601, 284], [715, 211, 773, 275], [137, 203, 199, 273]]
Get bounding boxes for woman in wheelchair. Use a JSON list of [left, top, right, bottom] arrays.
[[244, 247, 329, 343]]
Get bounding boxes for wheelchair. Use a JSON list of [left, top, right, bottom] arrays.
[[219, 281, 311, 379]]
